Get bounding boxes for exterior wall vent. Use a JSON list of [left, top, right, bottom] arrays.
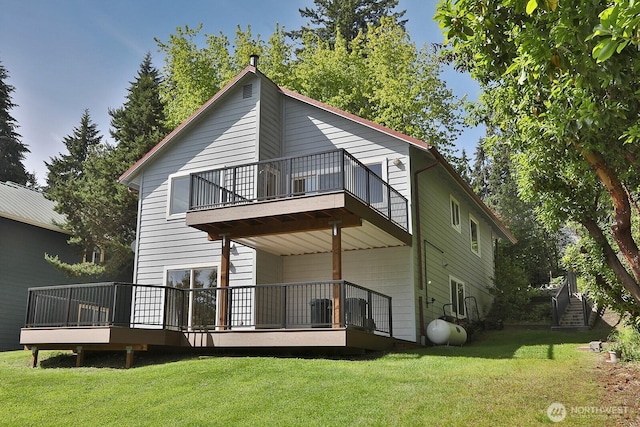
[[243, 84, 253, 99]]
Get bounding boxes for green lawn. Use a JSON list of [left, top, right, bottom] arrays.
[[0, 328, 617, 426]]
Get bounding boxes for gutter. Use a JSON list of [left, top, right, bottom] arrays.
[[413, 157, 440, 338]]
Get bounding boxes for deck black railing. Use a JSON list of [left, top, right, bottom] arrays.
[[24, 281, 392, 336], [189, 149, 408, 230]]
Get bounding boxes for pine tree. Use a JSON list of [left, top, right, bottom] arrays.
[[109, 52, 169, 165], [45, 54, 169, 279], [0, 59, 31, 185], [470, 142, 490, 201], [288, 0, 407, 47], [45, 109, 102, 256], [451, 149, 472, 184]]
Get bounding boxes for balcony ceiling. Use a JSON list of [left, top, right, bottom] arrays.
[[236, 219, 406, 256], [186, 192, 412, 256]]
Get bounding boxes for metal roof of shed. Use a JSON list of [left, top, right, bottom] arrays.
[[0, 181, 68, 233]]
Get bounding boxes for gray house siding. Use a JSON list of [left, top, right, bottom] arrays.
[[0, 218, 79, 350], [133, 75, 261, 287], [283, 99, 411, 204], [281, 246, 414, 341], [417, 158, 496, 323], [120, 69, 508, 344], [258, 78, 282, 160]]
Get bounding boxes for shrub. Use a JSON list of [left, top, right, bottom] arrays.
[[609, 325, 640, 362], [487, 256, 532, 321]]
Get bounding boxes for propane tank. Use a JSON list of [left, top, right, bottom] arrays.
[[426, 318, 467, 346]]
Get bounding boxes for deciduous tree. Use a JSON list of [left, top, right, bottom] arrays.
[[436, 0, 640, 318]]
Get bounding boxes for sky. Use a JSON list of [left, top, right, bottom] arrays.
[[0, 0, 482, 185]]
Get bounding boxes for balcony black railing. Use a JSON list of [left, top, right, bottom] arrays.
[[24, 281, 392, 336], [189, 149, 409, 230]]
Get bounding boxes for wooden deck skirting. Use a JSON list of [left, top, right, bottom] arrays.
[[21, 327, 396, 368]]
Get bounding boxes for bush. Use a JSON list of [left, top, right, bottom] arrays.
[[487, 256, 532, 321], [609, 325, 640, 361], [521, 303, 552, 323]]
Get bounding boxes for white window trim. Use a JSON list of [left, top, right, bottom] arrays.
[[364, 158, 388, 181], [166, 172, 191, 220], [469, 214, 481, 257], [450, 195, 461, 233], [164, 264, 221, 330], [166, 165, 232, 220], [164, 263, 221, 288], [449, 275, 466, 318]]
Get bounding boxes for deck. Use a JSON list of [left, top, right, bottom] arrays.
[[20, 281, 396, 367]]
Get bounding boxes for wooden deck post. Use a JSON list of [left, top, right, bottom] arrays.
[[125, 346, 134, 369], [331, 222, 342, 328], [30, 346, 38, 368], [75, 346, 84, 367], [218, 234, 231, 330]]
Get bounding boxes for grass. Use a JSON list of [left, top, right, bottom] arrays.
[[0, 328, 614, 426]]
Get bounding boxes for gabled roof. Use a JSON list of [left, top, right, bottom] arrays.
[[118, 65, 515, 243], [0, 181, 68, 233]]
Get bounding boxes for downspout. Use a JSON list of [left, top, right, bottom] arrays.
[[413, 157, 440, 339]]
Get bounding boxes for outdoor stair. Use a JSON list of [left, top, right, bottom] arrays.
[[552, 295, 589, 332]]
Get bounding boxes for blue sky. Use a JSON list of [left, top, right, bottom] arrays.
[[0, 0, 482, 184]]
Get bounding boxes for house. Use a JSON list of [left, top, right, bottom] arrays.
[[0, 181, 82, 350], [20, 57, 515, 366]]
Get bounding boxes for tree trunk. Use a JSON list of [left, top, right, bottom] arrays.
[[580, 148, 640, 289], [582, 217, 640, 307]]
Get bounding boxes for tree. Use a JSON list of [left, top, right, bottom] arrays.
[[0, 59, 32, 185], [288, 0, 407, 47], [451, 149, 471, 184], [289, 18, 463, 155], [156, 25, 264, 128], [45, 109, 102, 247], [46, 54, 169, 278], [436, 0, 640, 318], [470, 142, 489, 200], [157, 18, 462, 156]]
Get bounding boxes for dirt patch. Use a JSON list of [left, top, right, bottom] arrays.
[[594, 360, 640, 426]]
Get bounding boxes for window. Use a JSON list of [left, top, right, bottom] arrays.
[[450, 277, 465, 318], [353, 162, 383, 204], [168, 175, 190, 216], [292, 175, 317, 195], [469, 215, 480, 256], [167, 267, 218, 328], [260, 166, 280, 199], [450, 196, 461, 232], [83, 246, 104, 264], [367, 163, 384, 203]]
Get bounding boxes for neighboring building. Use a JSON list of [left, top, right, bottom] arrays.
[[0, 181, 80, 350], [21, 59, 515, 364]]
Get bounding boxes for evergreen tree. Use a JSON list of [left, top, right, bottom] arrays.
[[45, 109, 102, 252], [109, 52, 169, 165], [450, 149, 471, 184], [46, 54, 169, 279], [470, 141, 490, 200], [0, 59, 32, 185], [288, 0, 407, 47]]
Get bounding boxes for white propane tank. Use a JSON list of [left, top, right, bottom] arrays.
[[426, 319, 467, 346]]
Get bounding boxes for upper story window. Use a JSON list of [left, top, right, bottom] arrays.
[[450, 196, 461, 232], [168, 174, 190, 217], [469, 215, 480, 256]]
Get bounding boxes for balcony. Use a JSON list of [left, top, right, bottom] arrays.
[[20, 281, 395, 364], [186, 149, 411, 255]]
